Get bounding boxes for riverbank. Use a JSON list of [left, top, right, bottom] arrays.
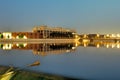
[[0, 65, 81, 80], [0, 39, 76, 44]]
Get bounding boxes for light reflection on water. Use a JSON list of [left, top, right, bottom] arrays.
[[0, 41, 120, 80]]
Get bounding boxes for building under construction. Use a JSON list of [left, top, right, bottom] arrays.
[[0, 25, 77, 39]]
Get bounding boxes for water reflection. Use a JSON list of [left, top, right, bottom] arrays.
[[0, 43, 77, 56], [79, 41, 120, 48], [0, 41, 120, 55], [1, 41, 120, 79]]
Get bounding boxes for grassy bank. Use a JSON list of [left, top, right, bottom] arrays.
[[0, 66, 80, 80]]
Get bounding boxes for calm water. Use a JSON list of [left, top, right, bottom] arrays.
[[0, 42, 120, 80]]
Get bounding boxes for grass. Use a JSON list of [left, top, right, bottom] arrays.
[[0, 66, 77, 80]]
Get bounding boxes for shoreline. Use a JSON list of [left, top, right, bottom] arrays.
[[0, 65, 81, 80], [0, 39, 76, 44]]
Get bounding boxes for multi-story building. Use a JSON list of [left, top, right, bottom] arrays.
[[0, 25, 77, 39], [33, 25, 76, 39]]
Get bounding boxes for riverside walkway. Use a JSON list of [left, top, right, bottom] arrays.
[[0, 39, 76, 43]]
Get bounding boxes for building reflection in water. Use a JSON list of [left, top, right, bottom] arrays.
[[79, 40, 120, 48], [0, 41, 120, 55], [0, 43, 78, 56]]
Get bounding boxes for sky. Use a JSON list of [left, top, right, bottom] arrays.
[[0, 0, 120, 34]]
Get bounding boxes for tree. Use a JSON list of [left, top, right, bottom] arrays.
[[18, 34, 24, 39], [0, 34, 3, 39], [19, 44, 24, 48]]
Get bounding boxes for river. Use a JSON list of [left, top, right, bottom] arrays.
[[0, 42, 120, 80]]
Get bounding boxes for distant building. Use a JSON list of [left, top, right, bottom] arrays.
[[33, 25, 76, 39], [87, 34, 98, 39], [79, 34, 105, 39], [0, 25, 76, 39]]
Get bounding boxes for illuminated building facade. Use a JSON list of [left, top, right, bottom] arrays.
[[0, 25, 77, 39], [79, 34, 104, 39], [33, 25, 76, 39], [79, 34, 120, 39], [12, 32, 43, 39]]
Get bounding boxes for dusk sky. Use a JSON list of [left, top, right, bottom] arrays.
[[0, 0, 120, 34]]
